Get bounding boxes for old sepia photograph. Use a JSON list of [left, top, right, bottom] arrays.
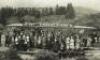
[[0, 0, 99, 60]]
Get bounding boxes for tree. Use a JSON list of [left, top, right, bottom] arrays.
[[14, 8, 28, 17], [28, 8, 41, 18], [55, 5, 67, 15], [0, 7, 14, 25], [34, 10, 41, 18], [58, 7, 67, 15], [48, 8, 54, 15], [55, 4, 59, 15], [42, 8, 50, 16], [65, 3, 75, 19]]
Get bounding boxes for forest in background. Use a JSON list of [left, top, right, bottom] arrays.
[[0, 3, 99, 28]]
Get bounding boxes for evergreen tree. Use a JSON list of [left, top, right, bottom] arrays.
[[48, 7, 54, 15], [55, 5, 67, 15], [42, 8, 49, 16], [14, 8, 28, 17], [0, 7, 14, 25], [65, 3, 75, 19], [55, 4, 59, 15], [58, 7, 67, 15]]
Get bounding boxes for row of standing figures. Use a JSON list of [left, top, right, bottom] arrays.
[[4, 31, 99, 52]]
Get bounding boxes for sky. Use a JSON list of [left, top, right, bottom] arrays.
[[0, 0, 100, 11]]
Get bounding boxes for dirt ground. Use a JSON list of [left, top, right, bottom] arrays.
[[85, 48, 100, 60], [18, 48, 100, 60], [0, 47, 100, 60]]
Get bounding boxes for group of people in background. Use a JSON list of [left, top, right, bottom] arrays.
[[4, 28, 100, 52]]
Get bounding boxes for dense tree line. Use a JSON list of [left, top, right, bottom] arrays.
[[0, 3, 75, 25], [65, 3, 75, 19]]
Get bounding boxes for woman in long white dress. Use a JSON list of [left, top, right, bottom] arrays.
[[75, 35, 80, 49], [70, 36, 74, 49], [87, 37, 92, 47], [15, 36, 19, 45], [65, 36, 70, 49]]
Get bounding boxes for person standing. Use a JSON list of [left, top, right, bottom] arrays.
[[87, 37, 92, 47], [65, 36, 70, 50], [70, 36, 74, 49], [75, 35, 80, 49]]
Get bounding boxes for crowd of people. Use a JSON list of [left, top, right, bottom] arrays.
[[4, 28, 100, 52]]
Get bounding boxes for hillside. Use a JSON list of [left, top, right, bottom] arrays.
[[6, 7, 100, 28], [74, 13, 100, 28], [75, 7, 99, 15], [40, 7, 100, 27]]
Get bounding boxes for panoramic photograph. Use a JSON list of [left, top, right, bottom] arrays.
[[0, 0, 100, 60]]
